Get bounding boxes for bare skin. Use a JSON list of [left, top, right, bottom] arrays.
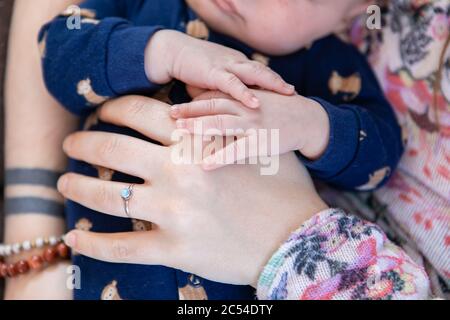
[[4, 0, 80, 299]]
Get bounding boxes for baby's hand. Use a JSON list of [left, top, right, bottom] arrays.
[[170, 90, 330, 170], [145, 30, 295, 109]]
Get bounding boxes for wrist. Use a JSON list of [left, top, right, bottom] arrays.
[[253, 186, 329, 289], [5, 261, 72, 300], [298, 97, 330, 160], [144, 29, 182, 84], [144, 29, 171, 84]]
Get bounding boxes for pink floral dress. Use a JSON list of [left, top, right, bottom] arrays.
[[257, 0, 449, 300]]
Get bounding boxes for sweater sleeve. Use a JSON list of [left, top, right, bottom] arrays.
[[257, 208, 430, 300], [38, 0, 163, 115], [298, 36, 404, 191]]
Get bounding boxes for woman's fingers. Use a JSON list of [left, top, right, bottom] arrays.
[[58, 173, 161, 223], [98, 96, 176, 146], [213, 69, 260, 109], [170, 99, 243, 119], [229, 62, 295, 96], [202, 136, 256, 170], [64, 230, 170, 265], [64, 131, 168, 180]]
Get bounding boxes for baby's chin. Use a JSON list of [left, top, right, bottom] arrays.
[[241, 36, 311, 56]]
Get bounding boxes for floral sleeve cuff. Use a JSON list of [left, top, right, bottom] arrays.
[[257, 208, 430, 300]]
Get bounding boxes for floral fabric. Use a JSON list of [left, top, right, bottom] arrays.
[[257, 209, 430, 300], [315, 0, 449, 298]]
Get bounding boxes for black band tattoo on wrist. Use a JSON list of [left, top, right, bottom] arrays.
[[5, 168, 63, 188], [5, 197, 65, 218]]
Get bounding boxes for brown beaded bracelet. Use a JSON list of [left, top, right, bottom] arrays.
[[0, 243, 70, 279]]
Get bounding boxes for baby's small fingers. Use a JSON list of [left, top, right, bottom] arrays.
[[170, 99, 243, 119], [186, 85, 207, 99], [230, 62, 295, 95], [202, 136, 256, 170], [213, 70, 259, 109], [193, 91, 231, 102], [176, 115, 243, 135]]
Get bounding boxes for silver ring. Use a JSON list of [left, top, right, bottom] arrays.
[[120, 184, 134, 218]]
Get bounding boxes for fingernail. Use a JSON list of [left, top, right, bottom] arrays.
[[57, 175, 68, 193], [285, 84, 295, 92], [176, 119, 186, 129], [64, 231, 77, 248], [170, 106, 180, 118], [250, 97, 260, 108]]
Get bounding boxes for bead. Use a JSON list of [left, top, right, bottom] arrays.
[[15, 260, 30, 274], [49, 236, 58, 246], [43, 247, 58, 262], [4, 245, 12, 256], [56, 243, 70, 259], [12, 243, 21, 254], [35, 237, 44, 248], [7, 264, 17, 277], [22, 240, 32, 251], [0, 264, 8, 278], [28, 255, 44, 270]]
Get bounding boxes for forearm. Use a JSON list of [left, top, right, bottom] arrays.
[[4, 0, 79, 299]]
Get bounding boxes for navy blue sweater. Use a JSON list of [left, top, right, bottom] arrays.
[[39, 0, 403, 300]]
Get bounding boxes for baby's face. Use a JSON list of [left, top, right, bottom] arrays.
[[187, 0, 370, 55]]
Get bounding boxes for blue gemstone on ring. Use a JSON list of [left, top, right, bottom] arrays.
[[121, 188, 131, 200]]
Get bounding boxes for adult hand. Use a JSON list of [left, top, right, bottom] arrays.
[[58, 96, 328, 286]]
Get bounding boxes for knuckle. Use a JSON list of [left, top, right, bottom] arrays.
[[269, 69, 283, 82], [209, 67, 222, 84], [225, 73, 239, 86], [125, 98, 147, 119], [95, 183, 113, 205], [251, 61, 265, 74], [98, 136, 120, 159], [110, 240, 131, 261], [102, 96, 141, 118], [178, 103, 189, 116], [206, 99, 217, 114]]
